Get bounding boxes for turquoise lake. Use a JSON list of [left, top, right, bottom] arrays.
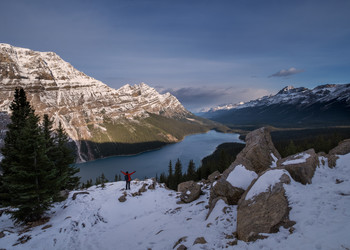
[[76, 130, 243, 182]]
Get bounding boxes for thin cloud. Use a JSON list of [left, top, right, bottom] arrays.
[[269, 67, 305, 77], [158, 86, 269, 112]]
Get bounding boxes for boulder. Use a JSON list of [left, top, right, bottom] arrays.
[[118, 194, 127, 202], [279, 149, 318, 185], [148, 178, 156, 190], [237, 169, 295, 242], [207, 171, 221, 183], [207, 164, 257, 218], [209, 179, 244, 207], [329, 139, 350, 155], [72, 191, 89, 200], [222, 127, 281, 179], [178, 181, 201, 203], [328, 139, 350, 168], [139, 183, 148, 193], [176, 244, 187, 250], [193, 237, 207, 245]]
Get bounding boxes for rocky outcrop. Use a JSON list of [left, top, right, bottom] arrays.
[[209, 180, 244, 209], [178, 181, 201, 203], [222, 127, 281, 178], [237, 169, 295, 242], [328, 139, 350, 168], [207, 171, 221, 183], [208, 127, 280, 217], [279, 149, 318, 184]]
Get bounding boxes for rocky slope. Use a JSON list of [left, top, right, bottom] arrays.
[[1, 128, 349, 249], [200, 84, 350, 127], [0, 43, 225, 161]]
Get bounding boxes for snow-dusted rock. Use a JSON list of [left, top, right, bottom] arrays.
[[328, 139, 350, 168], [237, 169, 294, 242], [279, 149, 318, 184], [208, 128, 280, 218], [178, 181, 201, 203], [207, 170, 221, 183], [223, 127, 281, 177]]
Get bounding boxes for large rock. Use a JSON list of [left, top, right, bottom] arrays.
[[208, 127, 279, 215], [328, 139, 350, 168], [279, 149, 318, 184], [223, 127, 281, 178], [208, 164, 257, 211], [177, 181, 201, 203], [207, 171, 221, 183], [237, 169, 295, 242], [329, 139, 350, 155], [209, 179, 245, 206]]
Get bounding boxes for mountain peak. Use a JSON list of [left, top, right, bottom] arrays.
[[0, 44, 195, 162]]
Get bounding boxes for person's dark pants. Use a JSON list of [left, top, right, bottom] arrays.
[[126, 181, 131, 190]]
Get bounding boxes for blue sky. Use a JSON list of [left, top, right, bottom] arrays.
[[1, 0, 350, 111]]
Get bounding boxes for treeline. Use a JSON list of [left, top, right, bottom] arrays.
[[0, 88, 79, 223], [158, 142, 245, 190], [271, 128, 350, 157]]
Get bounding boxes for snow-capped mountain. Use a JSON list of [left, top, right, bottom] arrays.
[[201, 84, 350, 127], [0, 43, 221, 161]]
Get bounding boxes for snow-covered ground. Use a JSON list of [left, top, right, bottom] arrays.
[[1, 154, 350, 250]]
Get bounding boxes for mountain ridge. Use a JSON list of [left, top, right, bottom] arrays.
[[199, 83, 350, 128], [0, 43, 227, 162]]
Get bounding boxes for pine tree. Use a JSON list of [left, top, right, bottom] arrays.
[[167, 160, 175, 189], [174, 158, 183, 188], [1, 89, 57, 222], [159, 172, 166, 183], [186, 160, 196, 181], [53, 122, 79, 190], [100, 173, 106, 189]]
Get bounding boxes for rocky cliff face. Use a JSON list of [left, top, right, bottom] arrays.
[[0, 43, 218, 162]]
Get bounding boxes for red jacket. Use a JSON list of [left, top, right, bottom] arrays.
[[121, 171, 136, 181]]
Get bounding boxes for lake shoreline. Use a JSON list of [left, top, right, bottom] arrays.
[[75, 129, 239, 165], [76, 131, 242, 183]]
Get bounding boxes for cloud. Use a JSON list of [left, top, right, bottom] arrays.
[[269, 67, 305, 77], [158, 86, 269, 112]]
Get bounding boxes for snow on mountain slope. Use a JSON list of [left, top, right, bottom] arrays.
[[206, 84, 350, 112], [1, 154, 349, 249], [0, 43, 211, 161]]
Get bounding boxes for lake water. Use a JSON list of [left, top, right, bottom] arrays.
[[76, 130, 243, 183]]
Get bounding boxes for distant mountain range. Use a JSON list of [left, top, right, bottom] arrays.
[[199, 84, 350, 128], [0, 43, 227, 162]]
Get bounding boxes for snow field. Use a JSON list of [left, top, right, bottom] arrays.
[[1, 154, 350, 249]]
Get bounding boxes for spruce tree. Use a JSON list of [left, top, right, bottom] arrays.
[[186, 160, 196, 181], [174, 158, 183, 188], [167, 160, 174, 189], [1, 90, 56, 222], [53, 122, 79, 190]]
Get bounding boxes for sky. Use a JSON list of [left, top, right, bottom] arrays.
[[1, 0, 350, 111]]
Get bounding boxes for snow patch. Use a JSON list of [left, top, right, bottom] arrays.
[[270, 153, 278, 168], [226, 164, 258, 190], [282, 153, 310, 165], [245, 169, 290, 200]]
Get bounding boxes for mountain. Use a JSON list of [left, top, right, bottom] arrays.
[[0, 43, 227, 162], [200, 84, 350, 128]]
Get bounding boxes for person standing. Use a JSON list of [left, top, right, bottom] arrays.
[[121, 170, 136, 190]]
